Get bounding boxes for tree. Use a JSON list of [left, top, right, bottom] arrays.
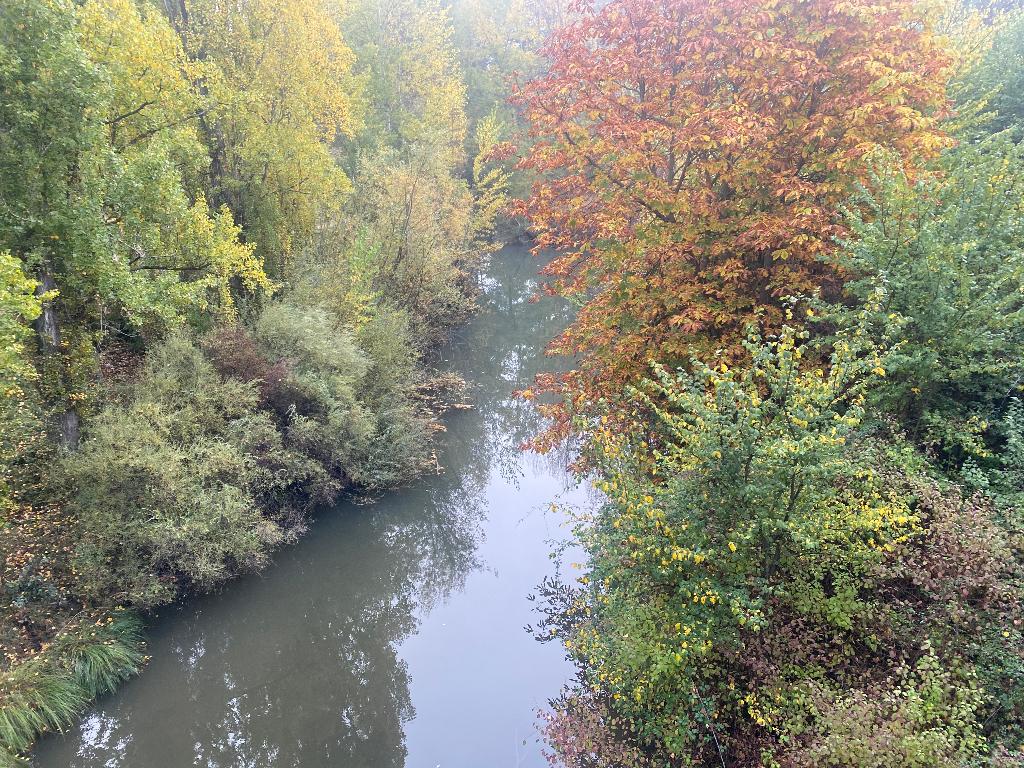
[[178, 0, 361, 277], [0, 254, 43, 393], [958, 8, 1024, 134], [470, 110, 513, 246], [0, 0, 271, 445], [512, 0, 953, 448], [342, 148, 479, 348], [449, 0, 550, 133], [76, 0, 271, 326], [344, 0, 468, 168], [0, 253, 45, 513]]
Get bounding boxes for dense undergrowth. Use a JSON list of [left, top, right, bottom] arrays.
[[10, 0, 1024, 764]]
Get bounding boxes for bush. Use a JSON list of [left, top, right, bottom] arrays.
[[254, 301, 376, 479], [253, 300, 430, 491], [225, 412, 337, 527], [66, 335, 281, 607], [537, 324, 1023, 767], [255, 302, 369, 379], [353, 308, 432, 489], [64, 297, 438, 613], [785, 651, 985, 768], [836, 133, 1024, 463], [201, 324, 291, 405], [356, 307, 419, 409]]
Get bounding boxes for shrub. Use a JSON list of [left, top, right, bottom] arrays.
[[353, 308, 432, 489], [356, 307, 419, 410], [540, 325, 916, 763], [254, 299, 431, 491], [66, 335, 281, 607], [225, 412, 338, 524], [784, 651, 985, 768], [255, 302, 368, 378], [541, 691, 652, 768], [62, 299, 438, 621], [836, 133, 1024, 463], [254, 301, 375, 477]]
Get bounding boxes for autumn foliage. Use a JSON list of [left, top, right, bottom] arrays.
[[512, 0, 952, 446]]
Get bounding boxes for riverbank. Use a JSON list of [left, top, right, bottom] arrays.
[[29, 246, 581, 768], [1, 310, 472, 767]]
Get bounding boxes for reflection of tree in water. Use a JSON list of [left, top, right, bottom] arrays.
[[33, 247, 569, 768], [51, 475, 481, 768], [449, 248, 578, 488]]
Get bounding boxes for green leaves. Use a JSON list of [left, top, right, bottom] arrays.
[[549, 324, 918, 763], [532, 5, 1024, 768], [836, 131, 1024, 462], [0, 0, 272, 341]]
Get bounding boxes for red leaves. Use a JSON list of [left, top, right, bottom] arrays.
[[513, 0, 952, 447]]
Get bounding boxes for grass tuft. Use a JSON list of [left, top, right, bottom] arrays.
[[0, 610, 145, 761]]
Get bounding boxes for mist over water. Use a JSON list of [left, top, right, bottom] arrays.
[[32, 246, 585, 768]]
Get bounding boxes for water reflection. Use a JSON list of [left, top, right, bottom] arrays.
[[32, 247, 582, 768]]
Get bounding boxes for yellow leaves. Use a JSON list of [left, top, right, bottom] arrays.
[[204, 0, 359, 139], [79, 0, 209, 152], [184, 197, 272, 316], [347, 0, 467, 165], [728, 541, 737, 553], [180, 0, 359, 267], [0, 251, 45, 388]]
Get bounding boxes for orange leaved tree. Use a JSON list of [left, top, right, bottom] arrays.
[[511, 0, 952, 448]]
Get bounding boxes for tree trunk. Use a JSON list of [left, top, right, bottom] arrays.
[[162, 0, 189, 33], [34, 270, 80, 451]]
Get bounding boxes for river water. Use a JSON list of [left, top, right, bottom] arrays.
[[33, 246, 584, 768]]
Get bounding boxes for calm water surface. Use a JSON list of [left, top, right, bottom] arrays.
[[33, 246, 585, 768]]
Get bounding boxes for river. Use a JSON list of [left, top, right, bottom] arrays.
[[32, 246, 585, 768]]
